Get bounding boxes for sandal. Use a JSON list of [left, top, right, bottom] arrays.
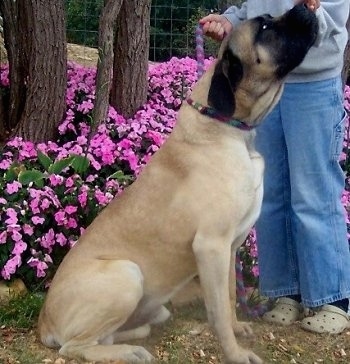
[[263, 297, 304, 326], [301, 304, 350, 334]]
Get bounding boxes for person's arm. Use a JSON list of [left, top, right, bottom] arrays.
[[199, 1, 323, 42], [313, 0, 349, 46], [222, 2, 248, 26]]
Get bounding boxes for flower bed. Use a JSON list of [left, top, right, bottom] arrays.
[[0, 59, 349, 289]]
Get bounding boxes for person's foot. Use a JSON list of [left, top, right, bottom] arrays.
[[263, 297, 304, 326], [301, 304, 350, 334]]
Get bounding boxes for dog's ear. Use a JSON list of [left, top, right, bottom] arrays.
[[208, 49, 243, 117]]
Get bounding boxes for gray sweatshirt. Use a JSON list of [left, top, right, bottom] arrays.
[[223, 0, 350, 82]]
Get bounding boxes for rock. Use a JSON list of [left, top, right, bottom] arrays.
[[0, 279, 28, 301]]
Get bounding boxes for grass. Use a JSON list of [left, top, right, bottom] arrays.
[[0, 292, 44, 329]]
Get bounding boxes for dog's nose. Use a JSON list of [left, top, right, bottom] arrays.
[[286, 4, 319, 41]]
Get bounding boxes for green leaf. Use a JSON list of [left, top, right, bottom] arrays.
[[71, 155, 90, 174], [18, 170, 45, 186], [37, 150, 53, 171], [4, 168, 17, 182], [108, 170, 133, 182], [48, 156, 74, 174]]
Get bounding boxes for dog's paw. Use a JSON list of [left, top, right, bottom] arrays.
[[232, 320, 253, 337], [119, 345, 154, 363], [225, 347, 263, 364]]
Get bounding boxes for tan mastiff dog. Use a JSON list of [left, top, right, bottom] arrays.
[[39, 5, 318, 364]]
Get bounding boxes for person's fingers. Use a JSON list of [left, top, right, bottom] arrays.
[[199, 14, 232, 40], [199, 13, 223, 24], [294, 0, 320, 11], [205, 23, 226, 41]]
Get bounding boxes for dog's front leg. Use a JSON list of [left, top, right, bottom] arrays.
[[193, 233, 262, 364]]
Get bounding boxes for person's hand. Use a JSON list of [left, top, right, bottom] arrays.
[[295, 0, 320, 12], [199, 14, 233, 41]]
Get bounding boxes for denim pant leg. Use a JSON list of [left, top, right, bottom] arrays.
[[255, 102, 300, 298], [256, 76, 350, 307], [282, 77, 350, 307]]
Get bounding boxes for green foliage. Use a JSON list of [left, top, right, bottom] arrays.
[[65, 0, 103, 47], [0, 293, 44, 329], [64, 0, 245, 60]]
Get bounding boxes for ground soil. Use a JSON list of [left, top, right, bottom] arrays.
[[0, 41, 99, 67], [1, 299, 350, 364]]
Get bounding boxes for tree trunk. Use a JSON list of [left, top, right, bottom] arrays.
[[92, 0, 123, 131], [0, 0, 23, 134], [0, 0, 67, 143], [111, 0, 151, 118]]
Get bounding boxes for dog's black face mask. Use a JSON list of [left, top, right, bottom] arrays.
[[207, 4, 318, 118], [207, 50, 243, 117]]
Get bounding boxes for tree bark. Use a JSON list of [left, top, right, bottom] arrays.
[[0, 0, 67, 143], [110, 0, 151, 118], [92, 0, 123, 131], [0, 0, 23, 133]]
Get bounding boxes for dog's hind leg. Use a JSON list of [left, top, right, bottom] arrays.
[[60, 341, 154, 363], [53, 259, 154, 363], [112, 324, 151, 343], [113, 305, 171, 343]]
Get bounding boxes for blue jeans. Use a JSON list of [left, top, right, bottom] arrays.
[[255, 75, 350, 307]]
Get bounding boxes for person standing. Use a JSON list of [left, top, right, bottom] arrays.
[[200, 0, 350, 334]]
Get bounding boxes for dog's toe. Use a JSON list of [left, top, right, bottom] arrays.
[[226, 348, 263, 364], [233, 320, 253, 337], [128, 345, 155, 363]]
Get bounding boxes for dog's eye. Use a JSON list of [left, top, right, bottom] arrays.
[[262, 24, 268, 30], [256, 57, 261, 64]]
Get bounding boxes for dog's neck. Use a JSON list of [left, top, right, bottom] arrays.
[[187, 66, 255, 131], [186, 98, 255, 131]]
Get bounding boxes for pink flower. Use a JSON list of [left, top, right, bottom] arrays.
[[77, 135, 88, 145], [40, 228, 55, 250], [56, 232, 67, 246], [65, 176, 74, 188], [77, 99, 94, 113], [10, 229, 23, 242], [147, 130, 164, 146], [6, 181, 22, 195], [27, 257, 49, 278], [251, 265, 260, 278], [78, 190, 88, 208], [65, 205, 78, 215], [49, 174, 64, 186], [95, 190, 109, 206], [67, 217, 78, 229], [5, 208, 18, 225], [41, 198, 51, 210], [0, 159, 11, 169], [1, 255, 21, 280], [23, 224, 34, 236], [86, 174, 96, 182], [29, 198, 40, 214], [0, 231, 7, 244], [12, 241, 27, 255], [31, 216, 45, 225], [54, 210, 66, 225]]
